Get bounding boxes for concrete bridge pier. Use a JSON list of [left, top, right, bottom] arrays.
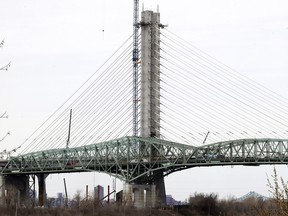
[[37, 173, 48, 207], [154, 173, 166, 206], [145, 184, 156, 208], [122, 183, 133, 206], [0, 175, 29, 207], [133, 186, 145, 208], [0, 175, 5, 205], [123, 183, 156, 208]]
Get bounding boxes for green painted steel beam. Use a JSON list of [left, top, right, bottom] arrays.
[[1, 136, 288, 184]]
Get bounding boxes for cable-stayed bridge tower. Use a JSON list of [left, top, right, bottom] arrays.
[[140, 9, 166, 206], [123, 8, 165, 208], [0, 7, 165, 209], [2, 2, 288, 210], [140, 10, 161, 139]]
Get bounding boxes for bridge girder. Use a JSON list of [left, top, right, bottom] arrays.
[[1, 137, 288, 183]]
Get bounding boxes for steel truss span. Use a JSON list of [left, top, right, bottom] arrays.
[[2, 137, 288, 183]]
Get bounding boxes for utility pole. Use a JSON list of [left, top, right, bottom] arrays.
[[132, 0, 139, 137], [63, 178, 68, 208]]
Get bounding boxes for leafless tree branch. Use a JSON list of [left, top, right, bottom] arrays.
[[0, 131, 10, 143], [0, 39, 4, 47], [0, 61, 11, 71], [0, 112, 8, 118]]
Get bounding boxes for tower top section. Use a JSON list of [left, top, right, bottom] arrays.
[[140, 10, 161, 138]]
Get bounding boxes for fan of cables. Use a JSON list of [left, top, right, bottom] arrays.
[[20, 34, 141, 154], [159, 29, 288, 146]]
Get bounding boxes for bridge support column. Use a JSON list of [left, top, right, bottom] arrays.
[[154, 175, 166, 206], [134, 187, 145, 208], [0, 175, 4, 205], [122, 183, 133, 206], [145, 184, 156, 208], [2, 175, 29, 207], [37, 174, 48, 207], [122, 183, 156, 208]]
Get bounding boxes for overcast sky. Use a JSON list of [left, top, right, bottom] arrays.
[[1, 0, 288, 201]]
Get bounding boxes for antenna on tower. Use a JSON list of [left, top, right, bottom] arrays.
[[132, 0, 140, 137]]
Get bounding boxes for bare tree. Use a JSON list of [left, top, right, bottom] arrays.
[[0, 38, 13, 158], [266, 167, 288, 216], [0, 39, 11, 71]]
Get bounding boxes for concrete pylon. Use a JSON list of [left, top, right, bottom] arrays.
[[123, 9, 165, 209], [140, 10, 166, 206], [140, 11, 161, 138]]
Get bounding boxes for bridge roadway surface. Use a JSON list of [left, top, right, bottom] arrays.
[[1, 136, 288, 184]]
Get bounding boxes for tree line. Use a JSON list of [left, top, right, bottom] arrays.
[[0, 167, 288, 216]]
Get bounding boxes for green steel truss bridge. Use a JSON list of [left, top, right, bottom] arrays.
[[1, 8, 288, 207], [2, 137, 288, 184]]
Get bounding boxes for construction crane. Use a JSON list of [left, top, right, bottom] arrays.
[[132, 0, 139, 137]]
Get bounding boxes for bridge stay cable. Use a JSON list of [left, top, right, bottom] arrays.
[[158, 30, 288, 144], [64, 64, 133, 147], [160, 68, 273, 135], [160, 53, 287, 132], [20, 35, 136, 154], [32, 50, 133, 152], [163, 29, 288, 108], [160, 32, 288, 123]]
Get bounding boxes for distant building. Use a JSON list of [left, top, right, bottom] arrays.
[[237, 191, 270, 201], [56, 193, 64, 207], [166, 195, 179, 205]]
